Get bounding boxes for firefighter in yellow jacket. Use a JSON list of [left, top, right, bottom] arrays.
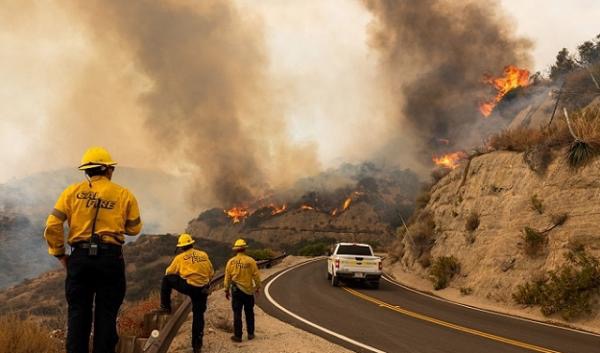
[[161, 233, 214, 353], [224, 238, 261, 342], [44, 146, 142, 353]]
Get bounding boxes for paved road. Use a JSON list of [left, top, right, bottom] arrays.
[[257, 258, 600, 353]]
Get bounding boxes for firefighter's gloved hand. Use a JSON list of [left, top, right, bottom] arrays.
[[225, 291, 230, 301]]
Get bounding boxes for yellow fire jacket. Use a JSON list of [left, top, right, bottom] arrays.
[[224, 253, 261, 295], [44, 176, 142, 256], [165, 248, 214, 287]]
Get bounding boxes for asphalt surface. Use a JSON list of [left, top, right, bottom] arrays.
[[257, 258, 600, 353]]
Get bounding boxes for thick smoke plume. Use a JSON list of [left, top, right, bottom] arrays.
[[67, 0, 317, 207], [362, 0, 532, 162]]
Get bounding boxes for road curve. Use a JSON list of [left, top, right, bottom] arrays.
[[257, 258, 600, 353]]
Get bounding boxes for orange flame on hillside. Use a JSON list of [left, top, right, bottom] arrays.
[[224, 207, 249, 223], [433, 151, 467, 169], [270, 203, 287, 215], [342, 197, 352, 211], [479, 65, 530, 117], [300, 204, 314, 211]]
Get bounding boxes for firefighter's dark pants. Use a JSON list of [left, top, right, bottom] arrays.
[[161, 274, 208, 349], [231, 286, 255, 338], [66, 245, 125, 353]]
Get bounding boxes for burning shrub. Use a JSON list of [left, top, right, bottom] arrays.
[[513, 249, 600, 320], [429, 256, 461, 290], [0, 314, 61, 353], [530, 194, 544, 214], [522, 227, 547, 257]]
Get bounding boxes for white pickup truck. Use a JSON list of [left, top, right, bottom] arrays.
[[327, 242, 382, 288]]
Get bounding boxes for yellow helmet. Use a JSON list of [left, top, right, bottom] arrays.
[[79, 146, 117, 170], [177, 233, 195, 247], [232, 238, 247, 250]]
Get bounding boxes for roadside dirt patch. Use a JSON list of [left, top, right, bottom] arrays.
[[168, 256, 352, 353]]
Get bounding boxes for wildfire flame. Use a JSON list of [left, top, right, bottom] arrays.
[[331, 208, 338, 216], [270, 203, 287, 215], [224, 207, 249, 223], [342, 197, 352, 211], [479, 65, 530, 117], [300, 204, 314, 211], [433, 151, 467, 169]]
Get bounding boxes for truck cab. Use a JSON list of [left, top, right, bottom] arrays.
[[327, 242, 382, 288]]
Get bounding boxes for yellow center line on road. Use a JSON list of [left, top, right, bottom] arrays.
[[342, 287, 563, 353]]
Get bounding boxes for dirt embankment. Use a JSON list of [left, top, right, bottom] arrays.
[[168, 256, 352, 353], [388, 149, 600, 332]]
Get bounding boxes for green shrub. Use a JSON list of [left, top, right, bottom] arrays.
[[513, 249, 600, 320], [406, 211, 436, 268], [550, 213, 569, 227], [522, 227, 546, 256], [567, 140, 599, 169], [530, 194, 544, 214], [430, 256, 461, 290], [460, 287, 473, 296], [282, 237, 336, 257], [246, 248, 277, 261], [465, 212, 480, 232]]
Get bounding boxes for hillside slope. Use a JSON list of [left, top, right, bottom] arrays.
[[187, 164, 419, 251], [390, 148, 600, 325]]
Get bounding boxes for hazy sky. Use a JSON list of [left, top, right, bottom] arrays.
[[0, 0, 599, 182], [501, 0, 600, 72]]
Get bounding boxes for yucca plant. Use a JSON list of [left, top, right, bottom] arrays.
[[564, 108, 600, 169]]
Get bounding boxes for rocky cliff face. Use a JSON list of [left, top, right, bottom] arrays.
[[395, 149, 600, 303]]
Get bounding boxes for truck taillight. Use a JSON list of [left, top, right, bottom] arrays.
[[335, 259, 340, 269], [378, 261, 383, 270]]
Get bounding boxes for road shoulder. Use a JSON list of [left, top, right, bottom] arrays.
[[168, 256, 354, 353], [385, 261, 600, 336]]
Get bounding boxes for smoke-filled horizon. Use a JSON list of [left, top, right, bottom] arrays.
[[1, 0, 537, 212], [362, 0, 532, 161]]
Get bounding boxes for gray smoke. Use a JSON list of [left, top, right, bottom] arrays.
[[67, 0, 318, 207], [362, 0, 532, 162]]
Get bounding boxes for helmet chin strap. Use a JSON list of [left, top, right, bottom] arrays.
[[84, 165, 107, 188]]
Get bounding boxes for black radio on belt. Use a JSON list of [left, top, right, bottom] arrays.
[[89, 198, 102, 257]]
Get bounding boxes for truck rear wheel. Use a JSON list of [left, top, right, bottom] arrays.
[[331, 273, 339, 287], [369, 280, 380, 289]]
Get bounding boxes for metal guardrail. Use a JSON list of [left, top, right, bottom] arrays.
[[145, 253, 288, 353]]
